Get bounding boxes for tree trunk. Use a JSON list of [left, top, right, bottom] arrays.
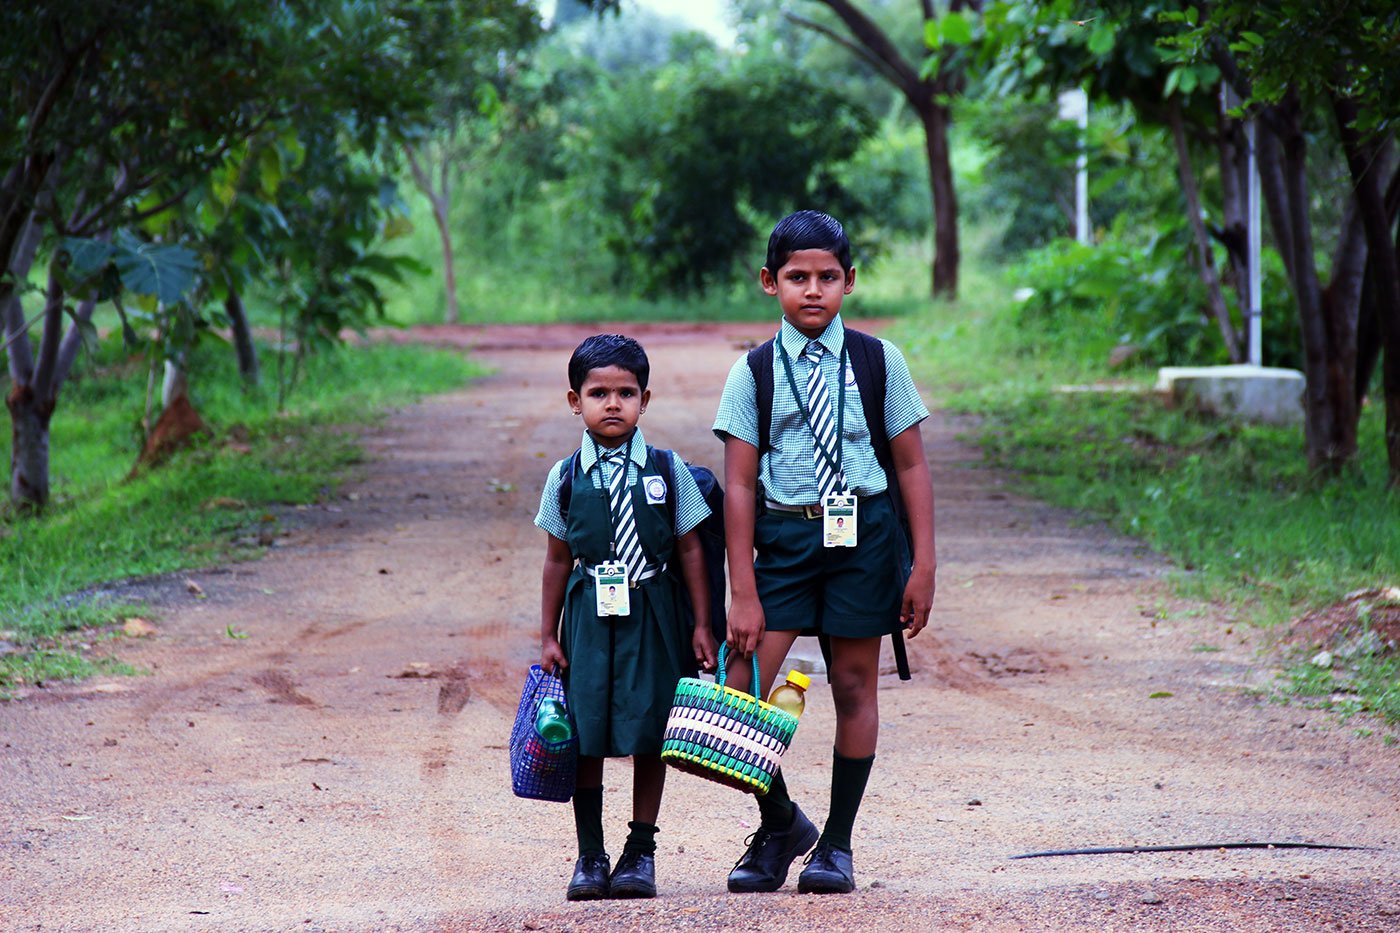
[[1169, 100, 1242, 362], [6, 382, 52, 511], [225, 288, 260, 388], [1333, 97, 1400, 486], [921, 101, 959, 300], [405, 144, 460, 323]]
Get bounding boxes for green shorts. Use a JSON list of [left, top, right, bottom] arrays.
[[754, 493, 909, 638]]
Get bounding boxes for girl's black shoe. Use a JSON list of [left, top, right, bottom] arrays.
[[797, 840, 855, 894], [608, 850, 657, 898], [566, 853, 611, 901]]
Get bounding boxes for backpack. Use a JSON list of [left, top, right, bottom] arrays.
[[746, 328, 913, 680], [557, 446, 728, 645]]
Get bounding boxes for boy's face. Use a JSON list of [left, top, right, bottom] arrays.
[[568, 365, 649, 447], [760, 248, 856, 338]]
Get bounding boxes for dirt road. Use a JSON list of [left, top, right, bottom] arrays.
[[2, 323, 1397, 932]]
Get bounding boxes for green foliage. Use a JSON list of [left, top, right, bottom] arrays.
[[0, 338, 479, 691]]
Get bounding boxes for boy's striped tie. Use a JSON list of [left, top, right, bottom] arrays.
[[604, 447, 645, 579], [804, 341, 846, 500]]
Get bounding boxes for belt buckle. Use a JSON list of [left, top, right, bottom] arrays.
[[801, 503, 824, 520]]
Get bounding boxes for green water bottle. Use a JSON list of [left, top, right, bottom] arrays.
[[534, 698, 573, 743]]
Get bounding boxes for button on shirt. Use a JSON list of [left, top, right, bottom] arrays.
[[534, 428, 711, 558], [712, 316, 929, 504]]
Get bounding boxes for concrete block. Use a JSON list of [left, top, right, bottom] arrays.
[[1155, 364, 1305, 426]]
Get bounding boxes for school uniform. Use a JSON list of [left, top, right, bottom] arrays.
[[535, 427, 710, 758], [712, 315, 929, 638]]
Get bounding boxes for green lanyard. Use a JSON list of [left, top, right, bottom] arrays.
[[590, 431, 636, 561], [776, 337, 846, 486]]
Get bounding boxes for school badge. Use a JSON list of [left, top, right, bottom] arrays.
[[643, 474, 668, 504]]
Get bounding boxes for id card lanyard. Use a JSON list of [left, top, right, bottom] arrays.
[[590, 431, 635, 616], [778, 338, 858, 548]]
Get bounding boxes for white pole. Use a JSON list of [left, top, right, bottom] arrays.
[[1058, 88, 1090, 244], [1246, 118, 1263, 366]]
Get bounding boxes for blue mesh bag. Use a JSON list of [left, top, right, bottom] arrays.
[[509, 665, 577, 802]]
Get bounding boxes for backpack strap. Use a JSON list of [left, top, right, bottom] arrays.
[[746, 338, 776, 460], [555, 448, 583, 519], [650, 446, 679, 527]]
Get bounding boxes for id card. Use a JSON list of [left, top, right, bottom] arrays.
[[823, 494, 857, 548], [595, 561, 630, 616]]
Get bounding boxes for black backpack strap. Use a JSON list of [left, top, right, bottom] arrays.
[[555, 448, 582, 520], [651, 446, 678, 526], [746, 339, 776, 459]]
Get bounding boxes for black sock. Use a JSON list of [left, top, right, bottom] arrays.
[[820, 750, 874, 852], [757, 768, 795, 830], [623, 820, 659, 855], [573, 786, 605, 857]]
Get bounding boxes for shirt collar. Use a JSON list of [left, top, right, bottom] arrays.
[[579, 426, 647, 473], [778, 314, 845, 361]]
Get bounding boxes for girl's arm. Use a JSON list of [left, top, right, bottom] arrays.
[[889, 423, 936, 637], [674, 528, 717, 672], [723, 436, 765, 655], [540, 533, 573, 669]]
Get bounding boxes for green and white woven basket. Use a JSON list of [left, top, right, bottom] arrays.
[[661, 645, 799, 795]]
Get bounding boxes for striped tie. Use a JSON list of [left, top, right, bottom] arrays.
[[804, 341, 846, 500], [604, 447, 645, 579]]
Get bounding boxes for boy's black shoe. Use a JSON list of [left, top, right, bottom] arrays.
[[608, 850, 657, 898], [797, 840, 856, 894], [726, 804, 819, 893], [566, 853, 611, 901]]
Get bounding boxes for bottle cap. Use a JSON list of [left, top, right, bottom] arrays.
[[786, 669, 811, 690]]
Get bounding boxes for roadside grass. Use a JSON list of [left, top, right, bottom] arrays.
[[891, 259, 1400, 728], [0, 338, 480, 696]]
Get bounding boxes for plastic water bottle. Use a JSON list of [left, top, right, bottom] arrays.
[[534, 698, 573, 743], [766, 670, 811, 718]]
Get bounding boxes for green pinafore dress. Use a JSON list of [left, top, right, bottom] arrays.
[[560, 448, 697, 758]]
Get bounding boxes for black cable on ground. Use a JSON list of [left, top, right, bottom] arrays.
[[1010, 841, 1370, 860]]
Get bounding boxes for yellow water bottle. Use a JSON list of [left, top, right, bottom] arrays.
[[767, 670, 810, 718]]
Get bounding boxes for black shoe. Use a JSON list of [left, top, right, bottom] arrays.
[[566, 853, 611, 901], [797, 840, 856, 894], [609, 849, 657, 898], [726, 803, 819, 893]]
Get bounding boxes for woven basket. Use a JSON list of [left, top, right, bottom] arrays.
[[509, 665, 577, 803], [660, 644, 798, 795]]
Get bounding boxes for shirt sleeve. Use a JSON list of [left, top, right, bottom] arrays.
[[712, 356, 760, 447], [533, 459, 569, 540], [881, 339, 930, 439], [669, 459, 712, 537]]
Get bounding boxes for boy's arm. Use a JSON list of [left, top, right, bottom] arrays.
[[889, 423, 936, 637], [540, 534, 573, 669], [674, 528, 718, 672], [723, 436, 765, 655]]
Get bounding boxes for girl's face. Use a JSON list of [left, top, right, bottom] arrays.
[[568, 365, 649, 447], [760, 248, 856, 338]]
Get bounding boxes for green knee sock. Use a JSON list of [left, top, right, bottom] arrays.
[[820, 750, 874, 852], [573, 786, 605, 857], [757, 768, 795, 830], [623, 820, 659, 855]]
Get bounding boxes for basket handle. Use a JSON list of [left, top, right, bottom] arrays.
[[715, 642, 762, 699]]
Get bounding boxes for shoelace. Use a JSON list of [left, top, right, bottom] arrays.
[[731, 827, 775, 871]]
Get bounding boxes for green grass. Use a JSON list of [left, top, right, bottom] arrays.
[[890, 250, 1400, 730], [0, 337, 481, 694]]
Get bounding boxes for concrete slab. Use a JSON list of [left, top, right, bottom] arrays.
[[1155, 364, 1305, 426]]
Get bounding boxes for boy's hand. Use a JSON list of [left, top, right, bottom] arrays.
[[692, 626, 718, 673], [540, 637, 568, 672], [900, 563, 936, 637], [726, 594, 766, 657]]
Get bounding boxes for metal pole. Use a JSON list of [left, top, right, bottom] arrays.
[[1246, 118, 1262, 366], [1058, 88, 1090, 244]]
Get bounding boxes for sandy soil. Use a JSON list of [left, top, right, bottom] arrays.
[[2, 322, 1397, 933]]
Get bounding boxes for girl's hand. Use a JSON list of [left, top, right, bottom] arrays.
[[726, 594, 766, 657], [692, 625, 719, 673], [899, 562, 935, 637], [541, 637, 568, 672]]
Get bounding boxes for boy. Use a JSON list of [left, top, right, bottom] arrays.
[[536, 334, 719, 900], [712, 210, 936, 894]]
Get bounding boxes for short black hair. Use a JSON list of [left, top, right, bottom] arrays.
[[568, 334, 650, 393], [764, 210, 852, 275]]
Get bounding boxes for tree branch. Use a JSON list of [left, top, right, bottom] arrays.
[[783, 12, 905, 89], [807, 0, 923, 102]]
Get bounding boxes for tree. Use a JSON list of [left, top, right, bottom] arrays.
[[787, 0, 982, 299]]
